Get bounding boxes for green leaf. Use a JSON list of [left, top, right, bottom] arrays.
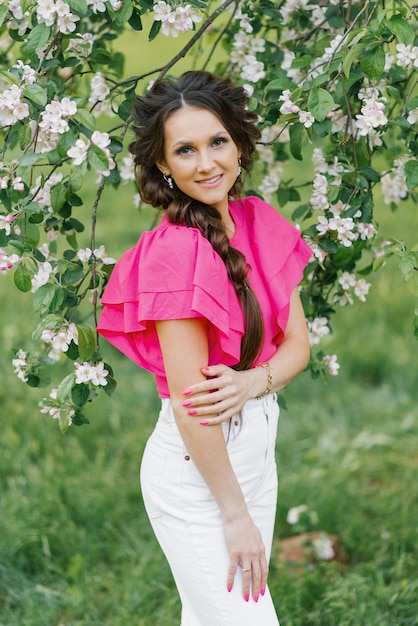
[[19, 153, 44, 167], [360, 46, 386, 80], [264, 77, 295, 93], [57, 373, 76, 403], [148, 19, 161, 42], [24, 222, 41, 250], [22, 24, 51, 61], [74, 109, 96, 132], [0, 5, 8, 28], [61, 266, 84, 286], [33, 283, 58, 316], [319, 238, 339, 254], [102, 375, 117, 397], [129, 8, 143, 31], [404, 159, 418, 189], [23, 84, 48, 107], [71, 383, 90, 408], [14, 264, 32, 292], [361, 166, 381, 183], [19, 123, 33, 150], [50, 185, 69, 212], [70, 160, 87, 192], [307, 88, 334, 122], [342, 43, 364, 78], [386, 14, 415, 45], [77, 324, 96, 361], [399, 252, 418, 281], [88, 145, 110, 172], [289, 123, 303, 160], [118, 100, 133, 121], [66, 0, 88, 15], [115, 0, 133, 25]]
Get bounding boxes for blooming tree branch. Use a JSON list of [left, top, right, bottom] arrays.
[[1, 0, 418, 431]]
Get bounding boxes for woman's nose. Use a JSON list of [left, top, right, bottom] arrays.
[[196, 151, 214, 172]]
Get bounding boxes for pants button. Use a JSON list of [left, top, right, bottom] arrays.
[[184, 455, 190, 461]]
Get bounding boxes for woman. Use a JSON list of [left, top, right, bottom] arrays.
[[97, 70, 312, 625]]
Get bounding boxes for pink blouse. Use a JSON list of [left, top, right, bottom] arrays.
[[97, 196, 312, 397]]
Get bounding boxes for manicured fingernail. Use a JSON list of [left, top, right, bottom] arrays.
[[260, 587, 266, 596], [227, 584, 232, 593], [183, 388, 192, 395], [253, 593, 259, 603], [244, 593, 249, 602], [182, 400, 191, 407], [188, 409, 197, 415], [201, 367, 209, 372], [200, 420, 209, 426]]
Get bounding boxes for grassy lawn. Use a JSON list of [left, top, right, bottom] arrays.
[[1, 19, 418, 626]]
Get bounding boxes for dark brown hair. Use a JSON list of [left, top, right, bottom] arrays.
[[129, 71, 263, 370]]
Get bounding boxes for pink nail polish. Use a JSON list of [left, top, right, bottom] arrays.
[[260, 587, 266, 596], [244, 593, 249, 602], [188, 409, 197, 416], [253, 593, 259, 603], [201, 366, 209, 372], [183, 388, 192, 395], [182, 400, 191, 407], [227, 584, 232, 593], [200, 420, 209, 426]]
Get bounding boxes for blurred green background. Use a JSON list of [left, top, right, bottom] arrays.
[[1, 23, 418, 626]]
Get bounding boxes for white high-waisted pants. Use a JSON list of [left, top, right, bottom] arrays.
[[140, 393, 281, 626]]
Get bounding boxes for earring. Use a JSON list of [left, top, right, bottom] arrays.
[[237, 158, 242, 177], [164, 174, 174, 190]]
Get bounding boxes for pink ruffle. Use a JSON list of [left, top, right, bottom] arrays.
[[230, 197, 312, 345], [97, 223, 245, 387]]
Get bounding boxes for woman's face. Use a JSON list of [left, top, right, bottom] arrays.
[[158, 106, 241, 217]]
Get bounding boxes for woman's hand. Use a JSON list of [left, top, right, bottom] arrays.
[[224, 512, 268, 602], [181, 364, 259, 425]]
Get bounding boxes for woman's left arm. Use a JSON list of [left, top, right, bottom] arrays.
[[181, 288, 310, 425]]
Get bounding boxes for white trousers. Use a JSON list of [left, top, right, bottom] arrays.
[[140, 394, 281, 626]]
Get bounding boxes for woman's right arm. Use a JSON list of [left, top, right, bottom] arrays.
[[155, 317, 268, 602]]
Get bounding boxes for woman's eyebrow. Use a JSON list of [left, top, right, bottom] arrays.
[[172, 131, 229, 148]]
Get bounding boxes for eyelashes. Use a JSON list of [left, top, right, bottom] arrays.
[[174, 136, 229, 156]]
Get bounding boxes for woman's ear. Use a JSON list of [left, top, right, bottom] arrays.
[[156, 161, 169, 176]]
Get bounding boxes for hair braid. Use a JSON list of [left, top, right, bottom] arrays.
[[166, 197, 264, 370]]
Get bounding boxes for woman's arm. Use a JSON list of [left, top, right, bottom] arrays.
[[155, 317, 268, 602], [180, 288, 310, 425]]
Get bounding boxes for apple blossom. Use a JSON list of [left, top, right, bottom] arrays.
[[323, 354, 340, 376]]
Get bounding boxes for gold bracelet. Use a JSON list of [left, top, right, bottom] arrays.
[[255, 362, 272, 399]]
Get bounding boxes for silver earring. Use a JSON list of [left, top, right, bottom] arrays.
[[237, 159, 242, 177], [164, 174, 174, 190]]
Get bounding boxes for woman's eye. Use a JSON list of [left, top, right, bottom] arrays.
[[177, 146, 192, 155], [213, 137, 227, 147]]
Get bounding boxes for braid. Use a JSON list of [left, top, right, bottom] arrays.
[[166, 197, 264, 370]]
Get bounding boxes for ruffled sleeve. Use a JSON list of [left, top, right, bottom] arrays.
[[230, 196, 312, 346], [97, 221, 244, 382]]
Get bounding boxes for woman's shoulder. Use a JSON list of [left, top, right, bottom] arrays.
[[230, 195, 300, 235]]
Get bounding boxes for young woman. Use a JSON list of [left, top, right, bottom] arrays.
[[97, 70, 312, 625]]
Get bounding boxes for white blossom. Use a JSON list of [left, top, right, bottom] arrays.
[[307, 317, 330, 346], [31, 261, 53, 292], [89, 72, 110, 106], [240, 55, 265, 83], [67, 137, 90, 165], [323, 354, 340, 376], [395, 43, 418, 69]]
